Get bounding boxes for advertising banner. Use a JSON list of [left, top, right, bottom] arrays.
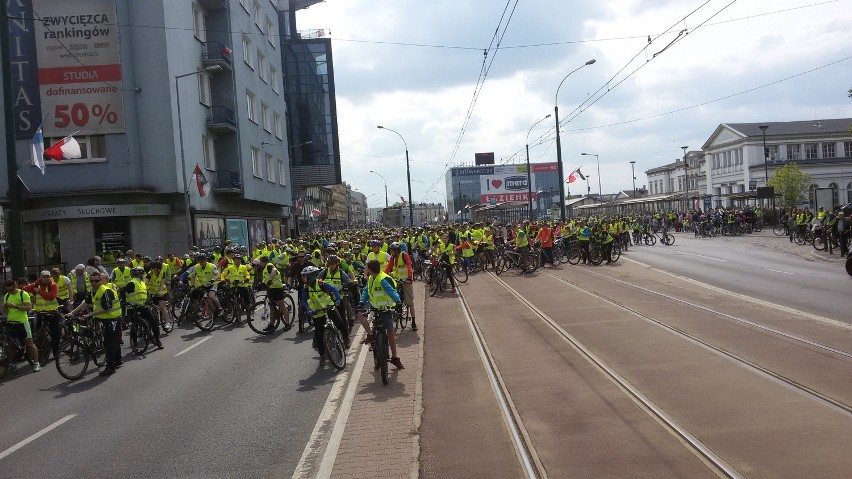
[[480, 173, 538, 204], [481, 192, 538, 203], [226, 219, 248, 248], [33, 0, 126, 137], [196, 217, 225, 249], [8, 0, 42, 139]]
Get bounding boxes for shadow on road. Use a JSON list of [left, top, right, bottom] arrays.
[[297, 365, 337, 392], [357, 371, 407, 401], [42, 371, 108, 398]]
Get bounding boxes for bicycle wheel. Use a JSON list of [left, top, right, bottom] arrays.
[[773, 225, 786, 236], [794, 232, 806, 245], [663, 234, 675, 246], [324, 326, 346, 371], [812, 235, 826, 251], [0, 341, 11, 380], [247, 301, 275, 335], [610, 244, 621, 263], [89, 325, 105, 367], [399, 305, 411, 330], [453, 263, 468, 283], [590, 246, 604, 265], [494, 257, 505, 276], [375, 330, 389, 385], [56, 339, 88, 380], [646, 234, 657, 246], [280, 295, 296, 329], [194, 301, 215, 331], [130, 319, 150, 355], [34, 328, 52, 366], [429, 270, 442, 296]]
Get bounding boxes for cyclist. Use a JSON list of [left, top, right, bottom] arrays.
[[222, 254, 252, 315], [51, 268, 72, 308], [123, 267, 163, 349], [70, 264, 91, 307], [318, 254, 353, 340], [577, 221, 591, 265], [513, 223, 531, 273], [366, 240, 390, 273], [68, 272, 122, 375], [358, 260, 404, 370], [260, 256, 291, 332], [385, 242, 417, 331], [4, 279, 38, 372], [188, 253, 223, 317], [300, 265, 344, 366], [23, 271, 61, 363], [146, 261, 171, 332]]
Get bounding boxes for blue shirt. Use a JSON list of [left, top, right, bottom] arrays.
[[299, 281, 341, 313], [359, 275, 401, 305]]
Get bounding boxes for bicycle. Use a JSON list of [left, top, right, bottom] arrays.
[[181, 285, 218, 332], [1, 316, 40, 379], [55, 315, 106, 380], [395, 283, 411, 331], [368, 307, 395, 385], [314, 306, 346, 371], [428, 257, 451, 297], [655, 229, 676, 245], [126, 305, 153, 355], [33, 311, 61, 366], [247, 287, 295, 335]]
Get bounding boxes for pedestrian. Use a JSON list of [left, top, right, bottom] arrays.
[[838, 212, 849, 257]]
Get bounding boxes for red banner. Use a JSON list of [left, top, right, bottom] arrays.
[[481, 192, 538, 204], [38, 65, 122, 85]]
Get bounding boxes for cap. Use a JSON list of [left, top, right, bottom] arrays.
[[74, 264, 86, 271], [117, 257, 126, 263], [40, 270, 50, 277]]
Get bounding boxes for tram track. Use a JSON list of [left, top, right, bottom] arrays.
[[470, 274, 744, 479], [541, 270, 852, 417]]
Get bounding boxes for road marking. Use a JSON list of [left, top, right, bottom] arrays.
[[670, 251, 727, 262], [174, 336, 211, 357], [0, 415, 76, 461], [292, 332, 368, 479], [766, 268, 794, 275]]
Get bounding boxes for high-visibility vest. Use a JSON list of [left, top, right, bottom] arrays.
[[146, 269, 167, 295], [126, 278, 148, 306], [69, 272, 91, 293], [131, 259, 145, 269], [93, 284, 122, 320], [306, 282, 334, 317], [223, 264, 251, 287], [391, 253, 410, 281], [323, 268, 344, 289], [112, 266, 131, 288], [367, 272, 396, 310], [55, 276, 71, 300], [578, 227, 591, 241], [193, 263, 215, 286], [32, 281, 58, 312], [263, 265, 284, 288], [367, 251, 390, 270], [514, 230, 529, 248]]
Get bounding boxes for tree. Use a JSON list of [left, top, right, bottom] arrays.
[[767, 162, 812, 207]]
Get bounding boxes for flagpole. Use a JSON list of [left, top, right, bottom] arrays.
[[1, 2, 25, 276]]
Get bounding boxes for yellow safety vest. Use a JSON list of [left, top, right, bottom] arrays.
[[146, 269, 167, 295], [306, 282, 334, 317], [367, 272, 396, 310], [55, 276, 71, 300], [515, 230, 529, 248], [112, 266, 131, 288], [93, 284, 122, 320], [263, 265, 284, 288], [32, 282, 58, 312], [69, 272, 91, 293], [223, 264, 251, 287], [193, 263, 215, 286], [367, 251, 390, 270], [391, 253, 409, 281], [323, 268, 344, 289], [126, 278, 148, 306]]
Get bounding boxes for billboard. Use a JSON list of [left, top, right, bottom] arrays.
[[475, 152, 494, 165], [32, 0, 125, 137], [481, 173, 537, 204]]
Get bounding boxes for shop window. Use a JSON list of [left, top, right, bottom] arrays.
[[42, 220, 61, 265], [94, 217, 131, 261]]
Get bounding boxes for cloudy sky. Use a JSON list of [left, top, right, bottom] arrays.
[[296, 0, 852, 208]]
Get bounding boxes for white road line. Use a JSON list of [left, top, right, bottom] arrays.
[[0, 415, 77, 461], [292, 332, 368, 479], [766, 268, 794, 275], [174, 336, 211, 357], [670, 251, 727, 262]]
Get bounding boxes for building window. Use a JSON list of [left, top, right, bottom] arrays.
[[273, 113, 282, 139], [198, 72, 211, 106], [242, 36, 253, 69], [787, 144, 800, 161], [261, 103, 271, 132], [278, 160, 286, 186], [251, 147, 261, 177], [253, 1, 262, 28], [822, 142, 836, 159], [43, 135, 106, 163], [847, 182, 852, 203], [267, 18, 275, 45], [805, 143, 818, 160], [258, 50, 267, 82], [192, 4, 206, 42], [202, 134, 215, 170], [266, 153, 274, 182], [766, 145, 779, 162], [829, 182, 839, 206], [846, 142, 852, 158], [270, 67, 279, 93], [246, 90, 256, 123]]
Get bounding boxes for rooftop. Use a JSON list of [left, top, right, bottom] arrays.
[[725, 118, 852, 137]]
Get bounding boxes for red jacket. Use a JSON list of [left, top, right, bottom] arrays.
[[24, 280, 58, 301]]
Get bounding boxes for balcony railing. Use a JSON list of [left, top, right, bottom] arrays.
[[207, 106, 237, 132], [213, 169, 241, 193], [201, 41, 233, 71]]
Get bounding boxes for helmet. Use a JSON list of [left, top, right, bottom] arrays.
[[131, 267, 145, 277], [369, 240, 380, 247], [196, 253, 208, 260], [301, 265, 321, 276], [327, 255, 340, 264], [251, 259, 261, 266], [390, 241, 401, 250], [234, 254, 243, 261]]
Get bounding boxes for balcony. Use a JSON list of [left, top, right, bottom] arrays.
[[201, 41, 233, 71], [213, 170, 241, 193], [196, 0, 228, 10], [207, 106, 237, 132]]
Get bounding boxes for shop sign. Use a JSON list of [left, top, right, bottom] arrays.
[[23, 204, 170, 222]]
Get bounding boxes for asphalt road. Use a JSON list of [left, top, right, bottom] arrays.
[[0, 311, 336, 479], [625, 232, 850, 322]]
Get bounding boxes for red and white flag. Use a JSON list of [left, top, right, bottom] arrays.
[[310, 208, 322, 217], [194, 164, 209, 197], [296, 197, 304, 209], [44, 135, 81, 162]]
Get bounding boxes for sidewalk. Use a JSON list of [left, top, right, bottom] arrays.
[[328, 283, 425, 478]]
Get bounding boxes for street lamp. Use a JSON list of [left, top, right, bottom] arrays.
[[580, 152, 602, 197], [759, 125, 769, 183], [629, 161, 637, 194], [555, 59, 596, 220], [369, 170, 389, 207], [175, 64, 222, 249], [585, 174, 592, 196], [681, 145, 688, 210], [526, 114, 551, 220], [377, 125, 414, 226]]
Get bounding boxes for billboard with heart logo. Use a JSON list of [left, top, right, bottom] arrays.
[[480, 174, 537, 204]]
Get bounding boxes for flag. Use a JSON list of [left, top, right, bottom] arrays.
[[31, 124, 45, 175], [398, 194, 407, 205], [536, 188, 543, 194], [576, 167, 587, 181], [44, 135, 81, 162], [456, 210, 462, 215], [567, 172, 577, 183], [296, 196, 304, 209], [222, 46, 232, 56], [465, 204, 471, 209], [194, 164, 208, 197], [311, 208, 322, 216]]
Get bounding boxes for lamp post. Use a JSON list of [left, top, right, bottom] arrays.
[[555, 59, 596, 220], [176, 64, 222, 249], [526, 114, 551, 220], [377, 125, 414, 226], [759, 125, 769, 183], [585, 174, 592, 197], [580, 152, 601, 197], [369, 170, 389, 207], [630, 161, 637, 194], [681, 146, 688, 211]]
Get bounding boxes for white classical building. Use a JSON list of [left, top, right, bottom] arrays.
[[701, 119, 852, 208]]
